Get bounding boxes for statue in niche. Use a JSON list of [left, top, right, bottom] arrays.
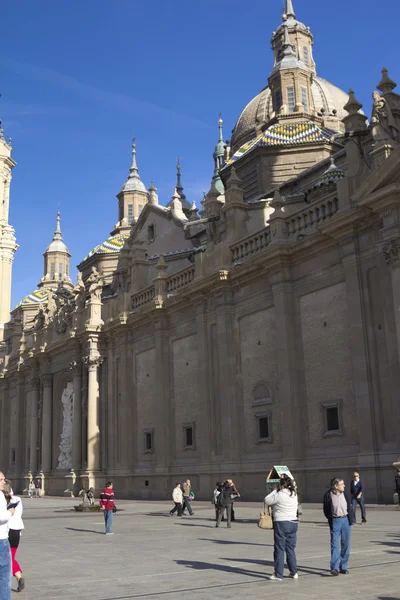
[[371, 91, 399, 144], [33, 306, 46, 331], [87, 266, 104, 301], [45, 293, 57, 323], [73, 272, 86, 311], [57, 381, 74, 469]]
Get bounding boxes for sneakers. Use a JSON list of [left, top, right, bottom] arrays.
[[17, 577, 25, 591], [331, 569, 339, 576], [361, 520, 367, 524], [289, 573, 299, 579], [105, 532, 114, 535], [340, 569, 349, 574], [268, 575, 283, 581]]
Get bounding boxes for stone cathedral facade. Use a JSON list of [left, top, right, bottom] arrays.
[[1, 2, 400, 502]]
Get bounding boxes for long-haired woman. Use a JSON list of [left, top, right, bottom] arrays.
[[3, 480, 25, 592], [264, 474, 299, 581]]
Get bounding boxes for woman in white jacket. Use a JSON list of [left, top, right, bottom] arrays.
[[170, 483, 183, 516], [264, 474, 299, 581], [4, 481, 25, 592], [0, 472, 15, 600]]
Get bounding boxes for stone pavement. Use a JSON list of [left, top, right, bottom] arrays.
[[12, 498, 400, 599]]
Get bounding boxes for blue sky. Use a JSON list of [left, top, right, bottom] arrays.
[[1, 0, 398, 307]]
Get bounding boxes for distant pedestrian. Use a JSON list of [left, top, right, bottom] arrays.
[[265, 474, 299, 581], [212, 482, 223, 522], [395, 469, 400, 508], [350, 472, 367, 523], [216, 480, 237, 528], [100, 482, 115, 535], [28, 481, 34, 499], [170, 483, 183, 516], [182, 479, 194, 516], [229, 480, 240, 522], [3, 480, 25, 592], [323, 477, 355, 576], [0, 471, 15, 600], [34, 479, 41, 498]]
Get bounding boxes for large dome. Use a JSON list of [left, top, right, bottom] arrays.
[[231, 77, 349, 153]]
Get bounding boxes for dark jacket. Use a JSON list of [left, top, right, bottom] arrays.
[[218, 485, 234, 506], [395, 475, 400, 492], [323, 488, 355, 530], [350, 479, 364, 499]]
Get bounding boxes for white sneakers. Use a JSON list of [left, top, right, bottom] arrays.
[[269, 573, 298, 581], [290, 573, 299, 579]]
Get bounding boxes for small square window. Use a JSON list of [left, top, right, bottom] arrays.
[[256, 413, 272, 443], [144, 429, 154, 453], [183, 423, 195, 449]]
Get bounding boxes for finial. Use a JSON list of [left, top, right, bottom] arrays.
[[56, 209, 61, 233], [285, 0, 295, 18], [130, 137, 138, 175], [175, 157, 186, 200], [377, 67, 397, 94], [191, 200, 197, 211], [218, 114, 224, 142], [344, 89, 363, 115]]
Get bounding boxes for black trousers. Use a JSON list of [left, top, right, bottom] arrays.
[[8, 529, 21, 549], [217, 504, 232, 527], [170, 502, 182, 516]]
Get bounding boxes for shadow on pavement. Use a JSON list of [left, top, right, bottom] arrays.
[[65, 527, 105, 535], [175, 558, 268, 579], [198, 538, 272, 547]]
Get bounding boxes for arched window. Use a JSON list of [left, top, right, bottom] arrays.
[[252, 382, 272, 405], [303, 46, 309, 66]]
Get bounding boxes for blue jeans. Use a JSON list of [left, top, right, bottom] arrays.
[[273, 521, 298, 579], [183, 496, 193, 515], [0, 539, 11, 600], [351, 497, 366, 522], [330, 517, 351, 571], [103, 510, 113, 534]]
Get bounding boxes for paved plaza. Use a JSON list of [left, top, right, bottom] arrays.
[[12, 498, 400, 599]]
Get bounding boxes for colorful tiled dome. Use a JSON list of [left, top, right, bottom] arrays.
[[227, 121, 336, 165], [313, 158, 345, 189], [84, 233, 129, 260], [18, 287, 75, 307]]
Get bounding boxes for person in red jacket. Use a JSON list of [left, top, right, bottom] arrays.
[[99, 482, 115, 535]]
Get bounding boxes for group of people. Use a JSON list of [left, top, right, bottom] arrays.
[[170, 479, 195, 517], [27, 479, 41, 499], [264, 470, 370, 581], [0, 471, 25, 599]]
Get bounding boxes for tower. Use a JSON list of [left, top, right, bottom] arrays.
[[114, 139, 148, 234], [0, 120, 18, 342], [38, 210, 73, 289]]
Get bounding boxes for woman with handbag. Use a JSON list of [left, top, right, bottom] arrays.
[[264, 474, 299, 581]]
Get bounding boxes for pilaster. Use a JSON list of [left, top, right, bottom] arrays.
[[40, 360, 53, 475]]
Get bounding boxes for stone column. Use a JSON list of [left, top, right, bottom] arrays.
[[40, 372, 53, 474], [85, 355, 102, 474], [70, 360, 82, 473], [28, 374, 40, 474]]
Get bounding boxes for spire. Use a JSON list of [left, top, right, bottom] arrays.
[[40, 209, 72, 289], [175, 157, 186, 201], [281, 19, 296, 58], [377, 67, 397, 94], [54, 210, 62, 239], [212, 116, 225, 195], [284, 0, 295, 18], [46, 210, 68, 252], [120, 138, 147, 193]]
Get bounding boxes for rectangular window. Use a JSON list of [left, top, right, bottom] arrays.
[[256, 412, 272, 443], [58, 263, 63, 278], [50, 263, 55, 279], [127, 204, 133, 225], [301, 87, 309, 112], [183, 423, 195, 449], [287, 87, 295, 112], [144, 429, 154, 453], [138, 204, 144, 214], [275, 90, 282, 112], [303, 46, 309, 65], [326, 406, 339, 431]]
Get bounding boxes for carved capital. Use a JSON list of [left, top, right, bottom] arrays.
[[40, 373, 52, 386], [83, 355, 103, 371], [383, 239, 400, 266]]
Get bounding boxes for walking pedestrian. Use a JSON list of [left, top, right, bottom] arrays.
[[350, 472, 367, 523], [28, 481, 34, 499], [99, 481, 115, 535], [34, 479, 41, 498], [181, 479, 194, 516], [212, 482, 223, 522], [265, 474, 299, 581], [216, 480, 237, 528], [169, 483, 183, 516], [0, 471, 15, 600], [395, 469, 400, 508], [323, 477, 355, 576], [3, 480, 25, 592], [230, 480, 240, 522]]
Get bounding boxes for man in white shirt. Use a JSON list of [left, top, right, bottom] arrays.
[[0, 471, 15, 600]]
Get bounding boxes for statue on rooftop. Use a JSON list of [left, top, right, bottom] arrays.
[[371, 91, 399, 144], [87, 266, 104, 302]]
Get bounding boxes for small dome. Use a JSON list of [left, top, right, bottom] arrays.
[[120, 177, 147, 194], [231, 76, 349, 153], [313, 158, 345, 189], [84, 233, 129, 260], [46, 239, 69, 253], [17, 287, 75, 308]]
